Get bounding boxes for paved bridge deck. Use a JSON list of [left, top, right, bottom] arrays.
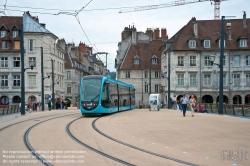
[[0, 108, 249, 166]]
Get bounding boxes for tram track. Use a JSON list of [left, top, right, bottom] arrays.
[[0, 112, 76, 131], [92, 116, 198, 166], [66, 117, 135, 166], [0, 112, 78, 166], [24, 113, 78, 166]]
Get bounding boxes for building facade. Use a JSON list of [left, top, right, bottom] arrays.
[[0, 12, 66, 106], [115, 26, 168, 107], [0, 16, 23, 105], [160, 14, 250, 105], [65, 42, 105, 106]]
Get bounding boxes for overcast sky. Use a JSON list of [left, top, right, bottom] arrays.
[[1, 0, 249, 72]]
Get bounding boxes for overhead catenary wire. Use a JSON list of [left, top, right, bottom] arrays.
[[2, 1, 114, 68], [0, 4, 141, 14]]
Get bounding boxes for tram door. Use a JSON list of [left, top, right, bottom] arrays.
[[101, 82, 110, 108]]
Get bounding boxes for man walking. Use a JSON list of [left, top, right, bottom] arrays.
[[48, 100, 51, 111], [181, 94, 188, 117]]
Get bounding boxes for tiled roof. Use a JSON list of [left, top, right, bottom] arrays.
[[168, 17, 250, 51], [119, 40, 163, 70], [0, 16, 22, 29], [0, 16, 22, 53]]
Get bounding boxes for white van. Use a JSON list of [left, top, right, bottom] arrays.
[[149, 94, 161, 111]]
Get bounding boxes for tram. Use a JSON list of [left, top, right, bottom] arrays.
[[80, 75, 135, 115]]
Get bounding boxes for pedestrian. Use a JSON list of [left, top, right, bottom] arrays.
[[62, 100, 65, 109], [189, 95, 196, 117], [180, 94, 188, 117], [48, 100, 51, 111], [56, 101, 60, 109], [176, 99, 181, 110], [33, 102, 36, 111], [37, 101, 40, 111], [161, 99, 164, 108]]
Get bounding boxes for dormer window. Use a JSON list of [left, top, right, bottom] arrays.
[[218, 40, 225, 48], [203, 40, 210, 48], [134, 55, 140, 64], [239, 39, 247, 47], [134, 59, 139, 64], [2, 41, 10, 49], [188, 40, 196, 48], [1, 31, 7, 37], [13, 31, 18, 38], [151, 55, 158, 64]]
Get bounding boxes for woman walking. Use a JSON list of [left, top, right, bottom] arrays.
[[190, 95, 196, 117]]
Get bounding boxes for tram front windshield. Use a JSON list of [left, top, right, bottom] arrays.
[[81, 79, 102, 102]]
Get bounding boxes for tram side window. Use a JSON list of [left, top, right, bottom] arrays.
[[101, 83, 110, 108], [119, 86, 130, 106], [124, 86, 130, 106], [119, 86, 123, 106], [110, 82, 118, 107], [130, 88, 135, 105]]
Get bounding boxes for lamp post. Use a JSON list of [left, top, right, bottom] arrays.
[[210, 51, 224, 114], [218, 16, 225, 115], [43, 72, 51, 110], [40, 47, 44, 111], [210, 16, 235, 114], [166, 42, 172, 109], [20, 24, 36, 115], [149, 57, 157, 94], [51, 59, 55, 109], [51, 60, 59, 110]]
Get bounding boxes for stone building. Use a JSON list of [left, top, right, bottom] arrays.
[[0, 12, 66, 106], [65, 42, 105, 106], [160, 13, 250, 105], [115, 25, 168, 107], [0, 15, 23, 105]]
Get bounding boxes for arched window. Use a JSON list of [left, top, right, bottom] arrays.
[[0, 96, 9, 105], [12, 96, 21, 103]]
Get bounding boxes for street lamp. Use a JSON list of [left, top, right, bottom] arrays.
[[149, 57, 157, 94], [51, 59, 55, 109], [209, 16, 235, 114], [23, 60, 36, 72], [166, 41, 172, 109], [21, 60, 36, 115], [43, 72, 51, 80], [209, 55, 220, 66], [54, 80, 59, 85]]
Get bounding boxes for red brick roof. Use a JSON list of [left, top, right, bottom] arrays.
[[168, 17, 250, 51], [119, 40, 163, 70], [0, 16, 22, 53]]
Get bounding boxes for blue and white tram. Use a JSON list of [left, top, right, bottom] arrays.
[[80, 75, 135, 115]]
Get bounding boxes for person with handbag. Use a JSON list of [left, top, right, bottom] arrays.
[[190, 95, 196, 117]]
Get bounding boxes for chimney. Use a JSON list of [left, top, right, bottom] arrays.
[[191, 17, 198, 38], [121, 25, 134, 41], [161, 28, 167, 39], [227, 23, 232, 40], [131, 27, 137, 44], [154, 28, 160, 39], [243, 11, 247, 28], [146, 28, 153, 38]]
